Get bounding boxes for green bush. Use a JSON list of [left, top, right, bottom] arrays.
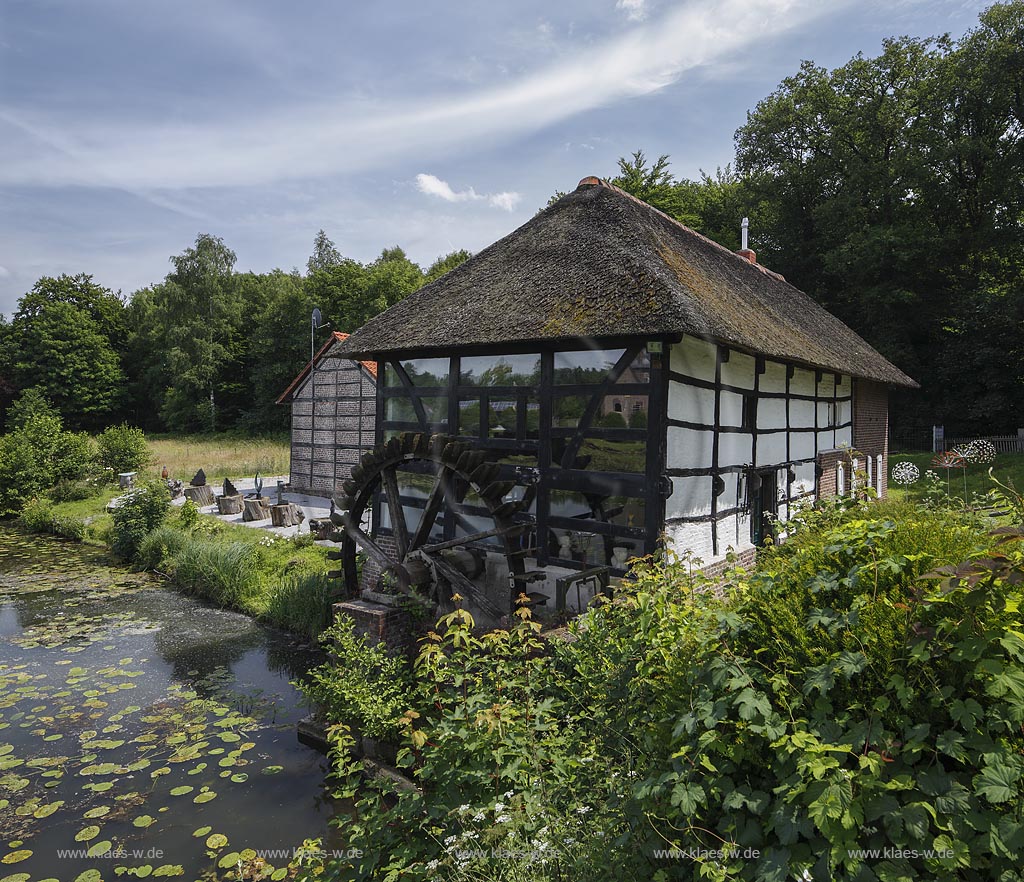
[[628, 408, 648, 429], [51, 477, 102, 503], [18, 497, 54, 532], [323, 501, 1024, 881], [97, 423, 151, 473], [172, 537, 264, 608], [0, 391, 96, 515], [136, 524, 189, 572], [300, 617, 412, 741], [598, 410, 627, 428], [50, 514, 86, 542], [110, 481, 170, 560]]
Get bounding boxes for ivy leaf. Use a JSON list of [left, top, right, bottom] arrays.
[[974, 762, 1021, 804], [836, 651, 867, 679], [669, 781, 705, 814], [803, 664, 835, 697]]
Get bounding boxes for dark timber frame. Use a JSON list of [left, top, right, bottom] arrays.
[[370, 336, 669, 574]]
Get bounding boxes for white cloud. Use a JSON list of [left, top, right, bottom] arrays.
[[616, 0, 648, 21], [416, 174, 521, 212], [415, 173, 481, 203], [0, 265, 10, 279], [0, 0, 840, 191], [489, 192, 522, 211]]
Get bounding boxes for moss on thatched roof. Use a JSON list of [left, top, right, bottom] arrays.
[[334, 178, 917, 388]]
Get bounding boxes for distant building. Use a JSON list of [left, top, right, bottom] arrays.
[[276, 332, 377, 496]]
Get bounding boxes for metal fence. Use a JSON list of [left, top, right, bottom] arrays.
[[946, 434, 1024, 454], [891, 426, 1024, 454]]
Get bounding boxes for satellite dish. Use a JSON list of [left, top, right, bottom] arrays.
[[312, 307, 323, 327]]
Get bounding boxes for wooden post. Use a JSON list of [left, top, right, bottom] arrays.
[[184, 485, 215, 507], [270, 503, 305, 527], [243, 497, 271, 522], [217, 494, 244, 515]]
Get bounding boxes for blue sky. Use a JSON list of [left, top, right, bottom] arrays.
[[0, 0, 989, 317]]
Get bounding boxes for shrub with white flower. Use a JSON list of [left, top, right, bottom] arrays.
[[891, 461, 921, 485]]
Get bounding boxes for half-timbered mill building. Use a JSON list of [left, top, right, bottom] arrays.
[[277, 332, 377, 496], [328, 177, 917, 615]]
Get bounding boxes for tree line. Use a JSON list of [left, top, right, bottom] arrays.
[[1, 1, 1019, 437], [0, 234, 469, 434], [559, 2, 1023, 434]]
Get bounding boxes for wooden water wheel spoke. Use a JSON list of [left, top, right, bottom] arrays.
[[337, 432, 530, 618], [431, 554, 504, 620], [380, 467, 410, 557], [409, 468, 447, 551], [340, 513, 395, 571]]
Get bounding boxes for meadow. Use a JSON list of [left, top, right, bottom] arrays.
[[144, 433, 291, 481]]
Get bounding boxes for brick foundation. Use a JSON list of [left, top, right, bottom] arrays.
[[333, 598, 413, 658]]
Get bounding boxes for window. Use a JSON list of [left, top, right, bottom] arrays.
[[613, 401, 623, 413]]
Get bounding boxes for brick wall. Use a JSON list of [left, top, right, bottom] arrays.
[[853, 379, 889, 498], [817, 449, 844, 499], [334, 599, 412, 658]]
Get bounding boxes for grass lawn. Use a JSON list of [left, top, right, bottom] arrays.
[[888, 450, 1024, 505], [144, 434, 290, 482]]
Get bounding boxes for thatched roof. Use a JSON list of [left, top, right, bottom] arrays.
[[333, 177, 917, 388]]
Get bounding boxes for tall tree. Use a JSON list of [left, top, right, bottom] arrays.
[[307, 229, 343, 274], [157, 234, 240, 432], [9, 275, 125, 428]]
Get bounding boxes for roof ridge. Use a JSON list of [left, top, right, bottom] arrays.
[[575, 176, 785, 281]]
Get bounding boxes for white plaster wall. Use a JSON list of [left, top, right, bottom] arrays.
[[667, 425, 713, 471], [758, 397, 787, 431], [728, 352, 756, 390], [667, 383, 716, 424], [790, 368, 816, 397], [671, 336, 718, 382], [756, 432, 787, 466], [719, 433, 752, 468], [761, 360, 787, 394], [791, 398, 815, 428], [666, 475, 714, 519], [719, 390, 745, 427]]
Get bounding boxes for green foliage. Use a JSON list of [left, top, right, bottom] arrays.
[[0, 391, 96, 515], [171, 538, 264, 607], [265, 572, 333, 640], [597, 410, 627, 428], [18, 497, 55, 532], [9, 275, 126, 429], [135, 524, 189, 571], [110, 481, 170, 559], [628, 408, 647, 429], [300, 618, 413, 740], [97, 423, 151, 473], [324, 501, 1024, 881]]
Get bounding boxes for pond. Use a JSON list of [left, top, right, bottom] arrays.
[[0, 527, 341, 881]]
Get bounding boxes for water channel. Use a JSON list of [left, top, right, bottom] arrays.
[[0, 526, 340, 881]]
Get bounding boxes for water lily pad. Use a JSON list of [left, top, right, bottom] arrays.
[[205, 833, 228, 849], [169, 786, 193, 796], [74, 871, 102, 882], [218, 852, 241, 869], [33, 801, 64, 818], [261, 765, 283, 775], [0, 872, 31, 882], [152, 866, 184, 877], [87, 840, 112, 857], [133, 814, 156, 828], [193, 791, 216, 804], [74, 825, 101, 841], [0, 850, 32, 865], [271, 870, 288, 881], [134, 867, 153, 879], [230, 773, 248, 783], [84, 805, 111, 818]]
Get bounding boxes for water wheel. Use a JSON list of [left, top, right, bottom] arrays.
[[329, 433, 535, 620]]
